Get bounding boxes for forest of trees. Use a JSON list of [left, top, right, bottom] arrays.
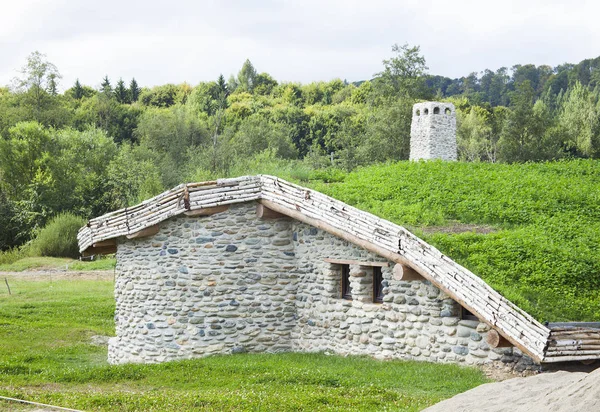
[[1, 45, 600, 250]]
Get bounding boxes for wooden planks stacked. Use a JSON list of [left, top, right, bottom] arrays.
[[78, 176, 261, 253], [545, 327, 600, 362], [258, 175, 551, 362]]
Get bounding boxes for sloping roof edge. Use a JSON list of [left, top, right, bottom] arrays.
[[78, 175, 593, 364]]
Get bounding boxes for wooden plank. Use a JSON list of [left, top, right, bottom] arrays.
[[324, 258, 389, 267], [184, 205, 229, 217], [92, 239, 116, 248], [126, 224, 160, 240], [82, 245, 117, 257]]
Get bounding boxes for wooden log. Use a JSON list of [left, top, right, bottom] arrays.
[[184, 205, 230, 217], [393, 263, 424, 281], [324, 258, 389, 267], [256, 203, 287, 219], [487, 329, 513, 348], [126, 224, 160, 239]]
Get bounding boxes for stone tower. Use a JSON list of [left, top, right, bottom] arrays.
[[410, 102, 457, 161]]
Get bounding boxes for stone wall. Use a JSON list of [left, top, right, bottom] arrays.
[[110, 201, 535, 372], [410, 102, 457, 161]]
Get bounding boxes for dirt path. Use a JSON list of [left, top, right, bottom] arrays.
[[0, 270, 114, 281]]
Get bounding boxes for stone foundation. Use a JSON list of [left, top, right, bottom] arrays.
[[110, 202, 536, 371]]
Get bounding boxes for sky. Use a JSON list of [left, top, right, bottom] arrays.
[[1, 0, 599, 91]]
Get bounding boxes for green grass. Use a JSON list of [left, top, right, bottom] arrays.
[[0, 279, 488, 411], [308, 159, 600, 322], [0, 256, 116, 272]]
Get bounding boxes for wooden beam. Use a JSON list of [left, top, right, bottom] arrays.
[[487, 329, 513, 348], [126, 224, 159, 239], [256, 203, 287, 219], [82, 245, 117, 257], [324, 258, 389, 267], [92, 239, 116, 248], [184, 205, 229, 217], [393, 263, 424, 281], [258, 198, 543, 363]]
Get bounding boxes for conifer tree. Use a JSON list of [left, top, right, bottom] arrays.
[[115, 78, 129, 103], [129, 78, 140, 102], [100, 76, 112, 95], [73, 79, 84, 100]]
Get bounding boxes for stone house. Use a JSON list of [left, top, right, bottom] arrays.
[[78, 175, 600, 367]]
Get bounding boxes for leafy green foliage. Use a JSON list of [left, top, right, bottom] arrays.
[[0, 279, 487, 411], [30, 212, 86, 258]]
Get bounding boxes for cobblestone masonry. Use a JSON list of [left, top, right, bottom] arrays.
[[410, 102, 457, 161], [110, 202, 536, 372]]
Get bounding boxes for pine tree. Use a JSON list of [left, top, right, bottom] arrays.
[[100, 76, 112, 95], [217, 74, 228, 97], [129, 78, 140, 102], [115, 78, 129, 103], [73, 79, 84, 99]]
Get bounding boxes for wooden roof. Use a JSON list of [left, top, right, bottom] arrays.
[[78, 175, 599, 364]]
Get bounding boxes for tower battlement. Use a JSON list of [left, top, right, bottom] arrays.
[[410, 102, 457, 161]]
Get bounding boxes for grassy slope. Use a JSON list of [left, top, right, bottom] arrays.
[[0, 279, 487, 411], [309, 159, 600, 322], [0, 256, 116, 272]]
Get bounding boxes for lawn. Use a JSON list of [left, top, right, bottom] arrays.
[[0, 256, 116, 272], [0, 279, 488, 411]]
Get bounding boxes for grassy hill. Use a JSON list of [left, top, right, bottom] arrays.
[[308, 159, 600, 322]]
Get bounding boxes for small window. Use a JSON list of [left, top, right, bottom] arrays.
[[445, 107, 452, 115], [416, 109, 421, 116], [461, 306, 478, 321], [373, 267, 383, 303], [424, 108, 429, 115], [341, 264, 352, 300], [433, 107, 440, 114]]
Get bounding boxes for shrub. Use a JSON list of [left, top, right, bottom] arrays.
[[31, 213, 86, 258]]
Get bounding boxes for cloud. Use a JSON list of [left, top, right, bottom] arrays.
[[1, 0, 599, 90]]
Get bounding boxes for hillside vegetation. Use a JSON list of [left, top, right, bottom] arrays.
[[309, 160, 600, 323]]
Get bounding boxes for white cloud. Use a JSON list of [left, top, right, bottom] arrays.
[[1, 0, 599, 90]]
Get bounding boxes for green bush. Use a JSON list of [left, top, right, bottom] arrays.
[[31, 213, 86, 258]]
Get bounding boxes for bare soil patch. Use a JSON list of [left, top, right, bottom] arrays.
[[419, 222, 497, 235], [0, 270, 113, 281]]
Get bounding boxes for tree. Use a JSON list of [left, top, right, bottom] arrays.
[[497, 81, 552, 162], [100, 76, 112, 95], [12, 51, 62, 119], [115, 78, 129, 104], [374, 43, 429, 100], [237, 59, 257, 92], [73, 79, 84, 100], [559, 81, 599, 157], [129, 78, 141, 102]]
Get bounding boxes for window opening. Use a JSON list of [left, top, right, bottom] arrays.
[[373, 266, 383, 303], [445, 107, 452, 115], [341, 264, 352, 300], [433, 107, 440, 114], [424, 108, 429, 115]]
